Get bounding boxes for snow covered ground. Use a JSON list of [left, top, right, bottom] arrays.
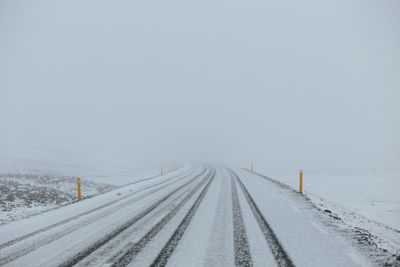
[[0, 172, 114, 224], [1, 164, 397, 266], [253, 166, 400, 265], [255, 167, 400, 230], [0, 158, 182, 224]]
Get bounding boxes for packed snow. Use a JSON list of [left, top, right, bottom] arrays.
[[2, 164, 395, 266]]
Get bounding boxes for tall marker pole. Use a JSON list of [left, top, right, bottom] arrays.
[[299, 169, 303, 194], [77, 177, 82, 201]]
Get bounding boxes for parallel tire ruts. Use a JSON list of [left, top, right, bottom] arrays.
[[58, 168, 211, 267], [149, 170, 216, 267], [109, 169, 215, 266], [0, 166, 198, 251], [0, 169, 206, 265], [231, 170, 294, 267]]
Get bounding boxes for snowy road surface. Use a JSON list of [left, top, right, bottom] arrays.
[[0, 164, 372, 266]]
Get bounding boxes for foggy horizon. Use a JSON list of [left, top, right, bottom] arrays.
[[1, 0, 399, 172]]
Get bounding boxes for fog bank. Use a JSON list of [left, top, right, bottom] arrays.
[[1, 0, 399, 171]]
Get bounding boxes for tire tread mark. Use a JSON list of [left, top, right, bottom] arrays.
[[230, 175, 253, 266], [81, 179, 198, 267], [230, 170, 295, 267], [109, 169, 215, 267], [0, 169, 205, 266], [0, 166, 198, 251], [149, 169, 216, 267], [58, 168, 209, 267]]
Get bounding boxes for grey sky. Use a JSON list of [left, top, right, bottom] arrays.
[[1, 0, 399, 170]]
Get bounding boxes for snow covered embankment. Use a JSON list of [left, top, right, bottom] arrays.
[[0, 172, 115, 224]]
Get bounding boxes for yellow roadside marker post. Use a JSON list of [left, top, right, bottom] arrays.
[[299, 169, 303, 194], [77, 177, 82, 200], [161, 165, 163, 175]]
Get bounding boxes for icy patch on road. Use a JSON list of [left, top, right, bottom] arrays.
[[0, 172, 115, 224]]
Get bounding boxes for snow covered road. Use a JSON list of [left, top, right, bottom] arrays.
[[0, 164, 372, 266]]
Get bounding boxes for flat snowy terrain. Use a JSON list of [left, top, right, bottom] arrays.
[[1, 164, 397, 266], [257, 167, 400, 230]]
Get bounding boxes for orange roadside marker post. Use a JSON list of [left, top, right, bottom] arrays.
[[77, 177, 82, 200], [299, 169, 303, 194]]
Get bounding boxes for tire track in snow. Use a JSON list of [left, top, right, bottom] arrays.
[[149, 169, 216, 267], [0, 168, 204, 265], [230, 169, 295, 267], [58, 167, 212, 267], [77, 177, 201, 267], [230, 175, 252, 266], [0, 166, 197, 252], [0, 171, 204, 265], [108, 168, 215, 267], [204, 170, 234, 266]]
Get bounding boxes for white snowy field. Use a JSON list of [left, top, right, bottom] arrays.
[[0, 158, 182, 187], [254, 167, 400, 231], [0, 158, 183, 224], [0, 172, 115, 224]]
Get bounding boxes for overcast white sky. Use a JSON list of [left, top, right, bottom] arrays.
[[0, 0, 399, 171]]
